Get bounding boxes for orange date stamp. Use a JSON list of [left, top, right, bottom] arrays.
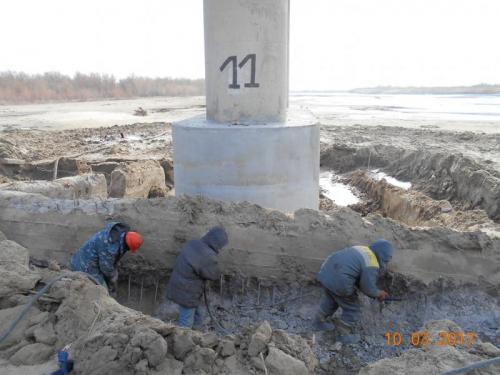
[[384, 331, 476, 347]]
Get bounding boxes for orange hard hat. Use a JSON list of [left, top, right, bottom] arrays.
[[125, 231, 143, 253]]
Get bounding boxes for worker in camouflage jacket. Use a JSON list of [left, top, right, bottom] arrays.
[[166, 226, 228, 329], [70, 222, 143, 289], [314, 239, 394, 335]]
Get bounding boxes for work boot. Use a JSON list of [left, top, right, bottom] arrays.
[[312, 312, 335, 331], [332, 318, 360, 344]]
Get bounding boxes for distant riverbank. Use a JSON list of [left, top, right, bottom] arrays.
[[350, 84, 500, 95]]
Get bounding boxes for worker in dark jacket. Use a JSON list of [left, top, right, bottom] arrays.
[[314, 239, 394, 333], [166, 226, 228, 329], [70, 222, 143, 289]]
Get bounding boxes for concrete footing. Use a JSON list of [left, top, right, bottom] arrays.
[[173, 110, 320, 212]]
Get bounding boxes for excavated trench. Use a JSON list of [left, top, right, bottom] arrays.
[[2, 135, 500, 373], [112, 269, 499, 374]]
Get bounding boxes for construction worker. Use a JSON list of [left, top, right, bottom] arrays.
[[166, 226, 228, 329], [313, 239, 394, 336], [70, 222, 143, 290]]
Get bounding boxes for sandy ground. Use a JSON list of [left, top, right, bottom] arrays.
[[1, 94, 500, 133]]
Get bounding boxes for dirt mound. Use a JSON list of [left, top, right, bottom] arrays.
[[359, 320, 500, 375]]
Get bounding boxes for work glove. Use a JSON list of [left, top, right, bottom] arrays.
[[377, 290, 389, 301]]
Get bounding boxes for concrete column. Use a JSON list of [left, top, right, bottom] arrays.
[[173, 0, 319, 213], [204, 0, 289, 124]]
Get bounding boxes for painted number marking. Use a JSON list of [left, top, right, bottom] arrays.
[[220, 54, 260, 89]]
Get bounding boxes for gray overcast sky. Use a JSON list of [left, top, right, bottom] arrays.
[[1, 0, 499, 90]]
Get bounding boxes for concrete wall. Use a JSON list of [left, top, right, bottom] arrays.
[[204, 0, 289, 123], [173, 111, 320, 212], [0, 191, 499, 285]]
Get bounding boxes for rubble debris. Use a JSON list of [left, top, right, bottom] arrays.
[[248, 321, 272, 357], [134, 107, 148, 116], [0, 173, 107, 199], [109, 160, 167, 198]]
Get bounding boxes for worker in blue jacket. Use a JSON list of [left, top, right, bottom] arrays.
[[166, 226, 228, 329], [314, 239, 394, 333], [70, 222, 143, 289]]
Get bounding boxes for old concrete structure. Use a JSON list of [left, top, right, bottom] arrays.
[[173, 0, 319, 212]]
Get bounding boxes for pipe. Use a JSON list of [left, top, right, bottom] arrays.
[[441, 356, 500, 375]]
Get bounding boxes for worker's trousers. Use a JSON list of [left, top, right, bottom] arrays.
[[178, 304, 204, 329], [318, 287, 361, 325]]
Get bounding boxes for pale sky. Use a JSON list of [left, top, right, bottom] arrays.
[[1, 0, 499, 90]]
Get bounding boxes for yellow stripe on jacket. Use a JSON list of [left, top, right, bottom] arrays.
[[353, 246, 379, 268]]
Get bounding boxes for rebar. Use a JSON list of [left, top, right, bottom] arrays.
[[154, 279, 159, 303], [219, 274, 223, 298], [257, 280, 261, 305], [127, 274, 131, 303], [139, 277, 144, 304]]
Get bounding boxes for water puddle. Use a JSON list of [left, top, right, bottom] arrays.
[[319, 171, 360, 206], [371, 169, 412, 190]]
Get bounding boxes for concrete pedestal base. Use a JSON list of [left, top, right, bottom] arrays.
[[172, 110, 319, 212]]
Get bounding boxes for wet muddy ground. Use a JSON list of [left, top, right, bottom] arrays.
[[118, 273, 499, 374]]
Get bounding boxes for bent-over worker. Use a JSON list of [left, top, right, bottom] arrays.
[[166, 226, 228, 329], [70, 222, 143, 289], [314, 239, 394, 334]]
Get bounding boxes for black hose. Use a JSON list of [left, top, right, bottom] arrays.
[[441, 356, 500, 374], [203, 282, 229, 334], [0, 272, 99, 344]]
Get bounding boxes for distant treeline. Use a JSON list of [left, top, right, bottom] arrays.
[[351, 84, 500, 95], [0, 72, 205, 103]]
